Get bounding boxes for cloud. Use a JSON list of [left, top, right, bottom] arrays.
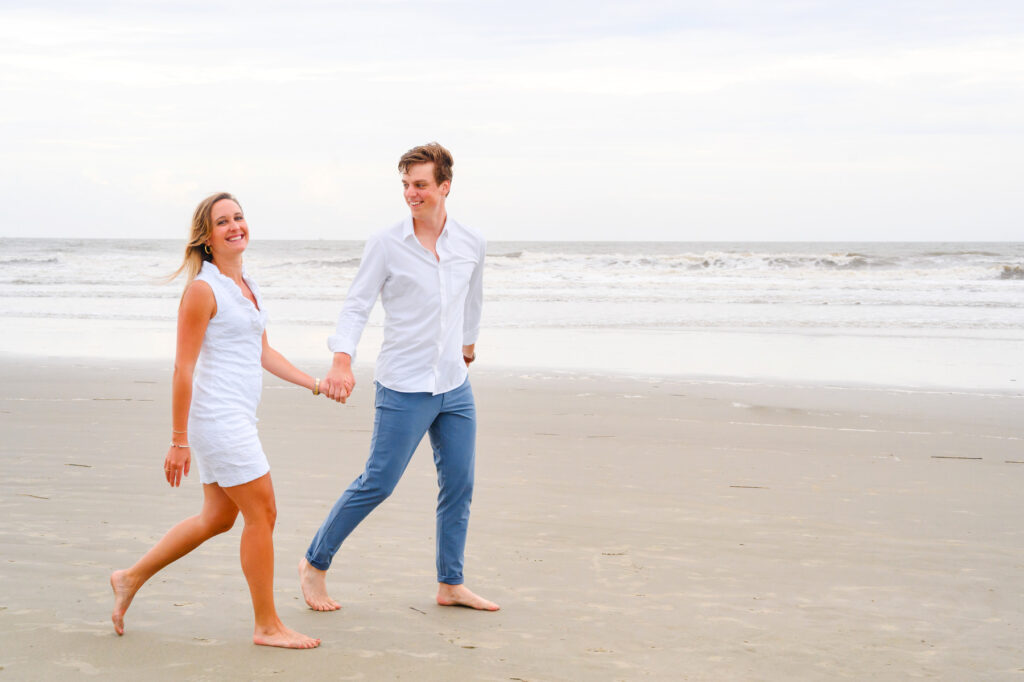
[[1, 1, 1022, 240]]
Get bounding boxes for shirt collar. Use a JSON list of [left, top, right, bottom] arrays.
[[202, 259, 249, 281], [401, 215, 452, 241]]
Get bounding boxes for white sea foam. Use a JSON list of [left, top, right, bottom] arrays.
[[1, 238, 1022, 391]]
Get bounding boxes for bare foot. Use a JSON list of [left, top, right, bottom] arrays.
[[299, 557, 341, 611], [436, 583, 500, 611], [253, 622, 320, 649], [110, 569, 141, 635]]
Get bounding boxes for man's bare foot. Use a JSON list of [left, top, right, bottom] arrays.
[[298, 557, 341, 611], [253, 621, 320, 649], [110, 569, 141, 635], [436, 583, 500, 611]]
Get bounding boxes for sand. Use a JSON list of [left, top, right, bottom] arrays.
[[1, 356, 1022, 680]]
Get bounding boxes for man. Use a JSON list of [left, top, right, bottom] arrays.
[[299, 142, 498, 612]]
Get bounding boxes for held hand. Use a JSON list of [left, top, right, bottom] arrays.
[[322, 364, 356, 404], [164, 445, 191, 488]]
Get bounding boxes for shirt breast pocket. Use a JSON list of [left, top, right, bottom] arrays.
[[447, 259, 477, 296]]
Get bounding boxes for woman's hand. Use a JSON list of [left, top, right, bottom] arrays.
[[321, 352, 355, 403], [164, 445, 191, 487]]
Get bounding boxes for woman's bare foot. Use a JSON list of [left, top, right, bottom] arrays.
[[436, 583, 500, 611], [298, 557, 341, 611], [110, 569, 141, 635], [253, 621, 320, 649]]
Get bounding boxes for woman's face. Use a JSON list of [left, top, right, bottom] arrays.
[[206, 199, 248, 258]]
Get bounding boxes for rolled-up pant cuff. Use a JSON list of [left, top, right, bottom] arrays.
[[305, 553, 330, 571]]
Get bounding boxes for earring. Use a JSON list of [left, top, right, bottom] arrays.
[[203, 244, 211, 255]]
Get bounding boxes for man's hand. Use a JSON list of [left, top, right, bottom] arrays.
[[322, 353, 356, 403]]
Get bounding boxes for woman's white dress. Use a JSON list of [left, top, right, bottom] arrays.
[[188, 260, 270, 487]]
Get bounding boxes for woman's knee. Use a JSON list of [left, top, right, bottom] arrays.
[[204, 509, 238, 535], [242, 498, 277, 529]]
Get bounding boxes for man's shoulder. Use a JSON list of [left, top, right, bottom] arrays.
[[447, 217, 485, 248], [377, 219, 410, 238], [365, 219, 409, 247]]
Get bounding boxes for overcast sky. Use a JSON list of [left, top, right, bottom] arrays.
[[1, 1, 1021, 241]]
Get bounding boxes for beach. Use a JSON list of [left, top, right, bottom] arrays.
[[5, 0, 1024, 674], [2, 356, 1022, 680]]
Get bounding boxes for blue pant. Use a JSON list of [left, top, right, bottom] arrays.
[[305, 379, 476, 584]]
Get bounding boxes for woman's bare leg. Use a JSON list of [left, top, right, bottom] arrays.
[[110, 483, 239, 635], [220, 473, 319, 649]]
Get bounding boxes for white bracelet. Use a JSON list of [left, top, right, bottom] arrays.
[[170, 443, 190, 448]]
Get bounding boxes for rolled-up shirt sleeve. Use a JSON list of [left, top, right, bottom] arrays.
[[462, 237, 485, 345], [328, 235, 388, 359]]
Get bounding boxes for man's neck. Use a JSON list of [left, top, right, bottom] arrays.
[[412, 208, 447, 239]]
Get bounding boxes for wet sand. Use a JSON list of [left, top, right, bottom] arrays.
[[1, 356, 1022, 680]]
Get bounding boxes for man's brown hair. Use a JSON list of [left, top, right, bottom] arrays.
[[398, 142, 454, 187]]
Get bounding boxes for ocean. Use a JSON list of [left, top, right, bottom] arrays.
[[2, 239, 1022, 392]]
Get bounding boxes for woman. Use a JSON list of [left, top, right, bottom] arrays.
[[110, 192, 321, 649]]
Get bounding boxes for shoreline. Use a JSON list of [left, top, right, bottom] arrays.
[[3, 319, 1024, 399], [2, 356, 1023, 679], [3, 346, 1022, 399]]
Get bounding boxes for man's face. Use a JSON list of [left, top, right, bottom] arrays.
[[402, 162, 449, 219]]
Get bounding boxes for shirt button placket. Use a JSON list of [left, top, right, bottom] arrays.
[[435, 259, 445, 387]]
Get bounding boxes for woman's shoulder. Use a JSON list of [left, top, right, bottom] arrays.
[[179, 277, 217, 319], [183, 277, 214, 300]]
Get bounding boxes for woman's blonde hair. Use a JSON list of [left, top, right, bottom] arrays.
[[169, 192, 241, 287]]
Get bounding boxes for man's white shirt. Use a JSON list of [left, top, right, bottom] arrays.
[[328, 216, 485, 395]]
